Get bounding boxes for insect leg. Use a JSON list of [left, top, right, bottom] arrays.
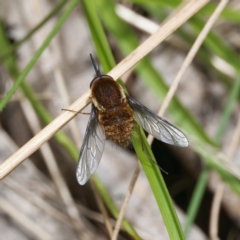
[[61, 108, 90, 115]]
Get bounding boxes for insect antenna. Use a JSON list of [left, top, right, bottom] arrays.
[[90, 53, 101, 77]]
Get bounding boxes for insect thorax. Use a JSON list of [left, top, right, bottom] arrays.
[[91, 77, 126, 111], [91, 76, 135, 147]]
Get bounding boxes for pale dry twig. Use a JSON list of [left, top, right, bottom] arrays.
[[210, 114, 240, 239], [0, 0, 209, 181]]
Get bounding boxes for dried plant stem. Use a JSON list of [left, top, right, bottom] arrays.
[[119, 0, 230, 237], [159, 0, 229, 117], [148, 0, 229, 143], [34, 1, 112, 234], [90, 180, 114, 238], [209, 114, 240, 239], [111, 162, 141, 240], [108, 0, 209, 80], [31, 0, 82, 146], [21, 99, 93, 239], [0, 0, 209, 180]]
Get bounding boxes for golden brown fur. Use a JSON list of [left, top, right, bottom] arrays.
[[91, 76, 135, 147]]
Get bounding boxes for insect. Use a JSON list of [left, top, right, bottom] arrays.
[[76, 55, 189, 185]]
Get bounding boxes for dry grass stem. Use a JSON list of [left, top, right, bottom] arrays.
[[0, 197, 53, 240], [116, 4, 159, 35], [159, 0, 230, 117], [211, 56, 236, 78], [20, 99, 93, 239], [31, 0, 82, 146], [108, 0, 209, 80], [111, 162, 141, 240], [90, 180, 114, 238], [118, 0, 223, 145], [117, 4, 235, 80], [0, 0, 209, 180], [29, 1, 93, 237], [210, 114, 240, 239]]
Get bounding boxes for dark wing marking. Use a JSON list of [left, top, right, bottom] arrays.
[[76, 104, 106, 185], [126, 95, 188, 147]]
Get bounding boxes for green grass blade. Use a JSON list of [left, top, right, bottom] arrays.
[[81, 0, 115, 72], [97, 1, 240, 236], [82, 1, 143, 238], [132, 127, 185, 240], [83, 0, 187, 238], [0, 0, 79, 111]]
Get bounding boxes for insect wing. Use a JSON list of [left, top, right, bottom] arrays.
[[126, 95, 188, 147], [76, 105, 106, 185]]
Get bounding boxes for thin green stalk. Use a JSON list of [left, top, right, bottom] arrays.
[[0, 0, 79, 111], [0, 0, 68, 61], [82, 1, 143, 238], [83, 0, 187, 239], [95, 0, 240, 236], [81, 0, 115, 72]]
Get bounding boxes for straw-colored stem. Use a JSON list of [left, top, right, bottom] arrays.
[[209, 113, 240, 239], [0, 0, 209, 179]]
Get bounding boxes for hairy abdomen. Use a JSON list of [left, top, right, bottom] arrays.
[[99, 102, 135, 147]]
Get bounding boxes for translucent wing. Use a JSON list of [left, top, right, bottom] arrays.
[[126, 95, 189, 147], [76, 104, 106, 185]]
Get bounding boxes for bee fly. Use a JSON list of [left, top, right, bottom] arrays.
[[76, 54, 189, 185]]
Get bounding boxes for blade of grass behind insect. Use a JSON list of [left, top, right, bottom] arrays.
[[133, 127, 185, 240], [0, 0, 79, 111], [96, 0, 240, 193], [82, 1, 141, 239], [0, 0, 69, 61], [0, 8, 140, 239], [81, 1, 115, 73], [97, 0, 214, 144], [97, 1, 240, 236], [83, 0, 185, 239]]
